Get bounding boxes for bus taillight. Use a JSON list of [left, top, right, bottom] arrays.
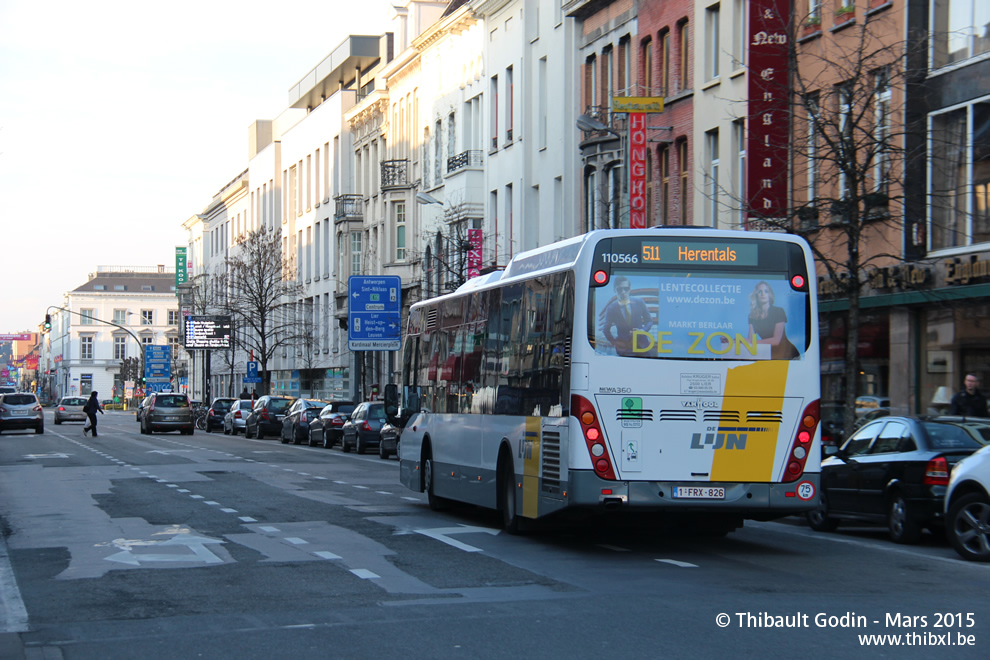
[[571, 394, 616, 480], [784, 400, 820, 482]]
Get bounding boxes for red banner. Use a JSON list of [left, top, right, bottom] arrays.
[[629, 113, 647, 228], [747, 0, 791, 221]]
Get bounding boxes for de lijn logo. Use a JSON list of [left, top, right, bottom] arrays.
[[691, 431, 748, 450]]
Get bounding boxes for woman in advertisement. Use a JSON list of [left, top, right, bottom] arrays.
[[748, 281, 799, 359]]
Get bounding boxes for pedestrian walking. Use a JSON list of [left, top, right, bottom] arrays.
[[949, 374, 988, 417], [83, 391, 104, 437], [240, 387, 250, 400]]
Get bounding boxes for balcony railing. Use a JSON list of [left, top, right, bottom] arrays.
[[447, 150, 483, 174], [334, 194, 364, 220], [381, 159, 410, 189]]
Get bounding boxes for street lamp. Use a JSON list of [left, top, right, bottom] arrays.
[[576, 113, 621, 137]]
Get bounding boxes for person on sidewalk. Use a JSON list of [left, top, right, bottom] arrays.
[[949, 374, 988, 418], [83, 391, 104, 437]]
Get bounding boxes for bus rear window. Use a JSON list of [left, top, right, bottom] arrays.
[[590, 269, 808, 361]]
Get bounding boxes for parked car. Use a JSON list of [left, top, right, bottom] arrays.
[[244, 396, 293, 439], [807, 416, 984, 543], [280, 398, 329, 445], [54, 396, 88, 424], [308, 401, 355, 448], [933, 416, 990, 444], [135, 395, 152, 423], [0, 392, 44, 434], [944, 445, 990, 562], [139, 392, 195, 435], [378, 418, 401, 459], [223, 399, 254, 435], [340, 402, 387, 454], [204, 397, 238, 433], [854, 408, 891, 429], [0, 386, 16, 395]]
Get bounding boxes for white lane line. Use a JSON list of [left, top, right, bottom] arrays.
[[314, 551, 341, 560], [190, 495, 204, 500], [314, 477, 327, 480], [204, 501, 221, 506], [333, 481, 347, 485], [220, 508, 238, 513], [402, 497, 421, 502], [350, 569, 380, 579], [284, 538, 308, 545], [177, 489, 190, 493], [655, 559, 698, 568], [376, 491, 392, 495], [598, 544, 630, 552], [353, 485, 369, 490], [238, 517, 257, 523], [167, 485, 179, 488], [259, 526, 280, 533], [298, 472, 310, 476]]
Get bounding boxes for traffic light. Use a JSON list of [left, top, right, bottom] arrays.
[[43, 314, 51, 331]]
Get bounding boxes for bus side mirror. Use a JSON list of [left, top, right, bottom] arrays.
[[384, 384, 400, 423]]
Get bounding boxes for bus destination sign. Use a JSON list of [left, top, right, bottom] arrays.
[[641, 241, 759, 266], [184, 315, 232, 350]]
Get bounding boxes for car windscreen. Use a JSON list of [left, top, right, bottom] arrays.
[[156, 396, 189, 408], [923, 423, 985, 450], [4, 395, 36, 405], [269, 399, 292, 413], [62, 398, 87, 406]]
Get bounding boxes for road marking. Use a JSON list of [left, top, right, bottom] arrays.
[[350, 569, 379, 579], [221, 508, 237, 513], [334, 481, 347, 485], [598, 544, 630, 552], [167, 485, 178, 488], [104, 533, 225, 566], [655, 559, 698, 568], [204, 501, 221, 506], [314, 551, 341, 560], [402, 497, 420, 502], [190, 495, 204, 500], [376, 491, 392, 495], [353, 485, 369, 490], [259, 526, 280, 533], [284, 537, 308, 545], [177, 489, 190, 493], [23, 453, 72, 460], [414, 526, 499, 553], [238, 517, 257, 523]]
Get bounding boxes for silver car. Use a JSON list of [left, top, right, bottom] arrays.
[[0, 392, 44, 434], [223, 399, 254, 435], [139, 393, 194, 435], [54, 396, 88, 424]]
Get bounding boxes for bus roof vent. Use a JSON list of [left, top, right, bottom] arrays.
[[425, 307, 439, 330]]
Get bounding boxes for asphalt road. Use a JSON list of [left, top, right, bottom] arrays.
[[1, 410, 988, 659]]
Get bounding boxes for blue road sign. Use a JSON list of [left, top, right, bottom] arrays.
[[144, 345, 172, 383], [243, 361, 262, 384], [348, 275, 401, 351]]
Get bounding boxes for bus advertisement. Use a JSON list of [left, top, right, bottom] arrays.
[[385, 228, 821, 534]]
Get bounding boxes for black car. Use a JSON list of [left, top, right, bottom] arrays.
[[340, 402, 387, 454], [244, 396, 293, 439], [808, 416, 984, 543], [308, 401, 356, 448], [378, 419, 401, 459], [280, 398, 329, 445], [205, 397, 238, 433]]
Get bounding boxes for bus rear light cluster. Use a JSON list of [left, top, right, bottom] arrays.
[[784, 400, 820, 482], [571, 394, 616, 480]]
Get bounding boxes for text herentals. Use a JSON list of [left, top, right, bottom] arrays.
[[184, 315, 232, 349]]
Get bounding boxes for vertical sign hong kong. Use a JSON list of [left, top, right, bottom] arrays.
[[747, 0, 790, 224], [629, 113, 648, 228], [467, 228, 483, 279]]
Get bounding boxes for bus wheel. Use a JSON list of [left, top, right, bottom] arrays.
[[424, 446, 448, 511], [499, 457, 523, 534], [807, 491, 838, 532]]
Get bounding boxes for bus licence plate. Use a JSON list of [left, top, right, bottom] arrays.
[[672, 486, 725, 499]]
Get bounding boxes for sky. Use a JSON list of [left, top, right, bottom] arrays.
[[0, 0, 394, 333]]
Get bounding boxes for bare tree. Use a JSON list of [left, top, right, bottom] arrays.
[[718, 12, 927, 436], [224, 226, 305, 395]]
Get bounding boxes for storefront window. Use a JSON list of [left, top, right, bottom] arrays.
[[923, 303, 990, 414], [930, 100, 990, 250]]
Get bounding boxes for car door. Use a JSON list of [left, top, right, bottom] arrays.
[[828, 421, 884, 513], [345, 404, 366, 446], [855, 420, 911, 516]]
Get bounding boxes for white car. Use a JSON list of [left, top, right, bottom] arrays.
[[945, 445, 990, 562]]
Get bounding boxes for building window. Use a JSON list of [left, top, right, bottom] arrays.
[[601, 45, 613, 108], [168, 336, 180, 357], [706, 4, 720, 81], [805, 95, 818, 208], [706, 129, 720, 227], [81, 309, 95, 325], [351, 231, 363, 275], [641, 39, 653, 96], [506, 66, 514, 142], [112, 309, 126, 325], [395, 202, 406, 261], [873, 68, 891, 194], [733, 118, 747, 225], [81, 336, 94, 360], [929, 99, 990, 249], [490, 75, 499, 150], [677, 21, 690, 92], [141, 310, 153, 325], [113, 336, 127, 360], [933, 0, 990, 68], [585, 55, 597, 109], [619, 37, 631, 94], [168, 310, 179, 326], [733, 0, 747, 68], [659, 145, 671, 225], [678, 139, 690, 224], [448, 112, 457, 159], [435, 120, 442, 182]]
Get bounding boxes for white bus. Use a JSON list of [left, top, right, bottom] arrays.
[[385, 228, 822, 533]]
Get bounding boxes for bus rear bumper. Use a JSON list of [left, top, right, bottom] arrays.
[[567, 471, 821, 517]]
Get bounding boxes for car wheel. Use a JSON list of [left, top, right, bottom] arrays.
[[888, 493, 922, 544], [293, 426, 302, 445], [807, 490, 839, 532], [245, 424, 253, 439], [322, 432, 332, 449], [424, 445, 449, 512], [947, 492, 990, 562], [280, 427, 289, 444], [256, 426, 264, 440], [36, 424, 44, 435], [223, 425, 230, 435], [357, 436, 365, 454], [379, 442, 388, 459], [341, 433, 351, 452], [55, 418, 62, 425]]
